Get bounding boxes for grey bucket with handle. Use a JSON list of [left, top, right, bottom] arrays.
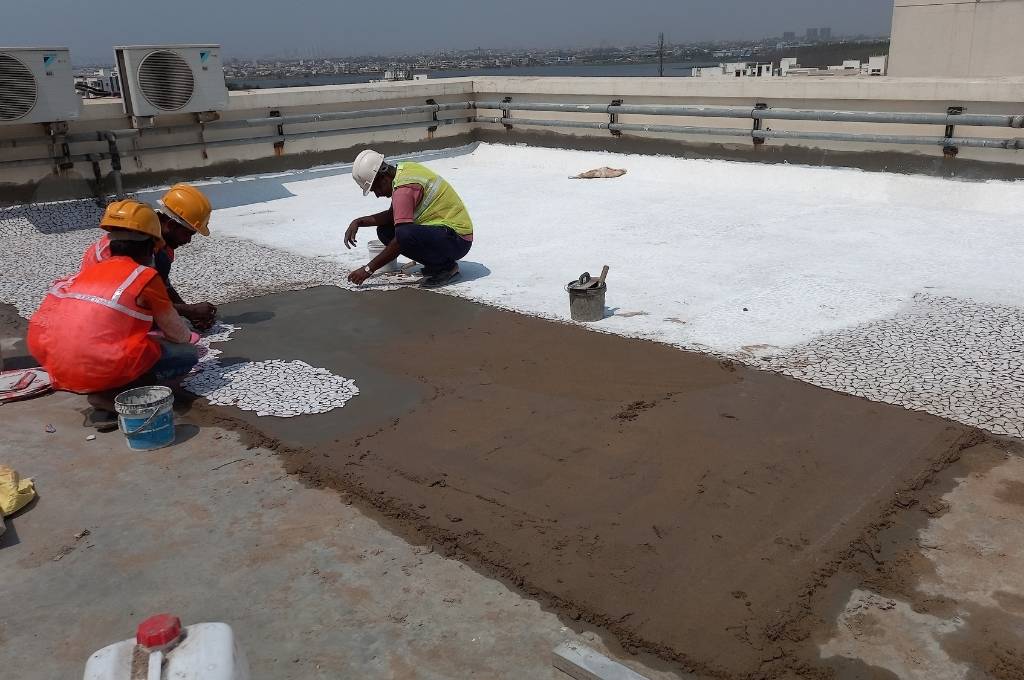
[[566, 267, 609, 322]]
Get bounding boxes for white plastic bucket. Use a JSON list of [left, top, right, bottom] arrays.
[[114, 386, 176, 451], [368, 240, 400, 273]]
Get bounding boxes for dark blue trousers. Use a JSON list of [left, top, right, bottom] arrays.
[[377, 224, 472, 271]]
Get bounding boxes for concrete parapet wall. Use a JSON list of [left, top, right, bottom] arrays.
[[2, 74, 1023, 201]]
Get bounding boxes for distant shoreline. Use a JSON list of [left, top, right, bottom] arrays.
[[226, 62, 714, 89]]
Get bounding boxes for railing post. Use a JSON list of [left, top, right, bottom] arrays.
[[270, 110, 284, 157], [425, 99, 440, 134], [609, 99, 623, 137], [943, 106, 962, 158], [752, 103, 768, 146], [501, 97, 513, 131]]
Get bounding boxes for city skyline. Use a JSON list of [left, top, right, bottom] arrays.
[[3, 0, 894, 65]]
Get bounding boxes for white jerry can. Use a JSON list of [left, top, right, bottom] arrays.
[[83, 614, 250, 680]]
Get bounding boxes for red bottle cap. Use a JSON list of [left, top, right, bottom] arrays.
[[136, 614, 182, 649]]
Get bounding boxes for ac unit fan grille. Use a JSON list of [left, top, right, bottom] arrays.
[[138, 50, 195, 111], [0, 53, 38, 121]]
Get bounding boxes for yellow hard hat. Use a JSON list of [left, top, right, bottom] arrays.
[[159, 183, 211, 236], [100, 200, 163, 242]]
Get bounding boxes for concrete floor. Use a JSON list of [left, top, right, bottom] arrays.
[[0, 392, 684, 680]]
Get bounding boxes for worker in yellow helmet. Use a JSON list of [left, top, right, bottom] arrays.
[[31, 200, 200, 430], [80, 183, 218, 329]]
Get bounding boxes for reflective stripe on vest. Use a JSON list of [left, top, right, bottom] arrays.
[[393, 162, 474, 236], [28, 257, 162, 393], [94, 236, 111, 263], [48, 265, 154, 323]]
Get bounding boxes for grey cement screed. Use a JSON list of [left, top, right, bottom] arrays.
[[1, 199, 1021, 437]]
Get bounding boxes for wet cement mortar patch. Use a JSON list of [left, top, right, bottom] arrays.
[[176, 286, 983, 679]]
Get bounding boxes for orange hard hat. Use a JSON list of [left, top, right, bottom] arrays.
[[159, 183, 212, 236], [99, 200, 163, 243]]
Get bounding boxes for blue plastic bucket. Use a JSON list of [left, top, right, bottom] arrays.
[[114, 386, 176, 451]]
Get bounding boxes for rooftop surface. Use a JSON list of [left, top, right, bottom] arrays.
[[2, 142, 1023, 678], [158, 142, 1024, 437]]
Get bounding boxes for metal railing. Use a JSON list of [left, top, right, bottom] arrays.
[[0, 101, 476, 197], [2, 96, 1023, 198], [474, 100, 1024, 151]]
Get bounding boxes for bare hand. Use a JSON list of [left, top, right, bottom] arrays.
[[345, 221, 360, 249], [347, 267, 372, 286], [181, 302, 217, 330]]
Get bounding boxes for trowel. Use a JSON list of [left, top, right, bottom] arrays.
[[574, 265, 609, 290]]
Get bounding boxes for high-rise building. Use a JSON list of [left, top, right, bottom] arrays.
[[806, 28, 820, 40], [820, 27, 833, 40], [783, 31, 796, 40]]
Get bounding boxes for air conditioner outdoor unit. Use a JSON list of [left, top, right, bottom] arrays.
[[0, 47, 80, 125], [115, 44, 227, 119]]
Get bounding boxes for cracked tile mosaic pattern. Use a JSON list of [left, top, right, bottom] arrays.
[[184, 359, 359, 417], [764, 295, 1024, 438]]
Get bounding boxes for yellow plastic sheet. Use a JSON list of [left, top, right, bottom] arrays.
[[0, 465, 35, 516]]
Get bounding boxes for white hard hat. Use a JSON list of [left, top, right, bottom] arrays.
[[352, 149, 386, 196]]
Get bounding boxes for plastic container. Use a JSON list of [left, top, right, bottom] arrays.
[[368, 240, 401, 273], [566, 280, 607, 322], [114, 385, 176, 451], [83, 615, 250, 680]]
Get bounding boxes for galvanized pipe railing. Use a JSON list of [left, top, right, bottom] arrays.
[[474, 101, 1024, 128], [474, 115, 1024, 150], [3, 97, 1024, 175], [0, 102, 473, 152], [0, 118, 470, 169]]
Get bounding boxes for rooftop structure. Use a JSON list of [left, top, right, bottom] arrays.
[[889, 0, 1024, 76], [691, 54, 888, 78]]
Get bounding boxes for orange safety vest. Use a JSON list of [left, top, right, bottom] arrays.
[[28, 257, 163, 393], [80, 235, 174, 273], [79, 234, 113, 272]]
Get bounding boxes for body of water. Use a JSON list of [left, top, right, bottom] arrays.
[[227, 62, 711, 89]]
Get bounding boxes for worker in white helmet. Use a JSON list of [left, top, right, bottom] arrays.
[[345, 149, 474, 288]]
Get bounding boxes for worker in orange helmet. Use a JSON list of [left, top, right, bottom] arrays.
[[80, 183, 217, 330], [30, 200, 201, 431]]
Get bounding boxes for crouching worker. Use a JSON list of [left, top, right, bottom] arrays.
[[345, 149, 474, 288], [28, 200, 200, 431], [79, 183, 217, 330]]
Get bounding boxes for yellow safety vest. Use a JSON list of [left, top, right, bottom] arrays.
[[393, 162, 474, 236]]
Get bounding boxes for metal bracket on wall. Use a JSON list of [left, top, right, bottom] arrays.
[[44, 122, 73, 172], [197, 111, 221, 159], [270, 110, 285, 157], [609, 99, 623, 137], [943, 106, 963, 158], [195, 111, 220, 124], [501, 97, 513, 130], [131, 115, 155, 130], [88, 155, 104, 197], [426, 98, 440, 133], [752, 102, 768, 146]]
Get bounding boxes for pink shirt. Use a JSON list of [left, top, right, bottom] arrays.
[[392, 184, 472, 241], [391, 184, 423, 225]]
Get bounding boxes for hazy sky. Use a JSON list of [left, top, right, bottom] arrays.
[[2, 1, 894, 64]]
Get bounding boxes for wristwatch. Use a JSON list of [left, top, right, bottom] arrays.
[[363, 265, 373, 275]]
